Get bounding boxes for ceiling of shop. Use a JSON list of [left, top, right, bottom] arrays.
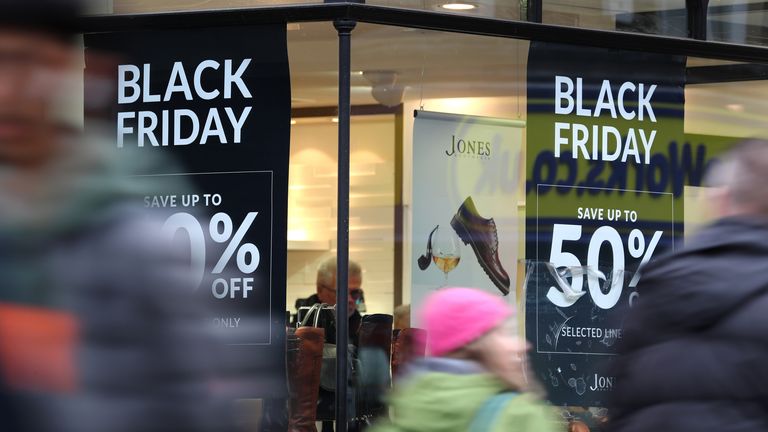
[[287, 21, 768, 137], [288, 22, 528, 108], [287, 22, 761, 104]]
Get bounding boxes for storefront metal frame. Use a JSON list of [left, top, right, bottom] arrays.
[[333, 17, 355, 426], [82, 3, 768, 63], [81, 3, 768, 429]]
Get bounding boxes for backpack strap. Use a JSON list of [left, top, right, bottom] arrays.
[[468, 392, 518, 432]]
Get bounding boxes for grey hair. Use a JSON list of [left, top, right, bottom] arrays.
[[316, 256, 362, 287], [705, 139, 768, 216], [394, 304, 410, 319]]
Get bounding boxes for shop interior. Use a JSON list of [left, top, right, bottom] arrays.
[[281, 20, 768, 317]]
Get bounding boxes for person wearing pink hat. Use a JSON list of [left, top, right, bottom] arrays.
[[370, 287, 557, 432]]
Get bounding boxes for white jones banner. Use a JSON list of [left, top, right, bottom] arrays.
[[411, 111, 525, 313]]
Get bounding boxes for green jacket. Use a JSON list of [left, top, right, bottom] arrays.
[[371, 359, 559, 432]]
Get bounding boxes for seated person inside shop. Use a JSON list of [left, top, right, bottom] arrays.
[[295, 257, 366, 429], [295, 256, 365, 345]]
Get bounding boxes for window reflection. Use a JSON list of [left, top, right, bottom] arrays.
[[708, 1, 768, 46]]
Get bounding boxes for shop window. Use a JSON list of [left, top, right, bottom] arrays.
[[88, 0, 320, 15], [365, 0, 522, 21], [286, 114, 397, 316], [78, 6, 768, 427], [543, 0, 687, 36], [348, 22, 528, 308], [344, 22, 768, 429], [287, 22, 399, 317], [685, 56, 768, 233], [707, 0, 768, 46]]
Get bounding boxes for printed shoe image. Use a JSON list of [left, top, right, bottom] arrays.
[[450, 196, 510, 295]]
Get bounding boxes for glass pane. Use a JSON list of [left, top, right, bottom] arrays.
[[288, 22, 338, 109], [543, 0, 687, 36], [365, 0, 522, 21], [352, 21, 536, 427], [708, 0, 768, 46], [87, 0, 320, 15], [685, 56, 768, 234], [286, 112, 397, 318], [346, 21, 768, 431], [686, 58, 768, 138], [287, 21, 399, 318], [287, 21, 399, 429]]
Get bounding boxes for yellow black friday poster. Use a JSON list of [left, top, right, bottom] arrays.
[[525, 41, 685, 406]]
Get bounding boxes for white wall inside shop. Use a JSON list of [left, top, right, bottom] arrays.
[[286, 115, 396, 316]]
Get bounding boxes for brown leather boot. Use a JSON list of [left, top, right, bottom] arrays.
[[391, 329, 402, 378], [288, 326, 325, 432], [391, 328, 426, 378]]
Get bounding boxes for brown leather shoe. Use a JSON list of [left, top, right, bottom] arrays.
[[450, 196, 510, 295]]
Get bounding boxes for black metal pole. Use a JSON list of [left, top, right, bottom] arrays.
[[687, 0, 709, 40], [525, 0, 543, 23], [334, 17, 355, 432]]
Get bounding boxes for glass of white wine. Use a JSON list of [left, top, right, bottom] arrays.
[[432, 224, 462, 286]]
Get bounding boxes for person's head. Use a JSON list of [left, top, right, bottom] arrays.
[[316, 256, 363, 314], [420, 287, 529, 390], [705, 139, 768, 220], [0, 0, 81, 169], [393, 304, 410, 330]]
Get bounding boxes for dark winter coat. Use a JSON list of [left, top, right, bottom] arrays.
[[608, 217, 768, 432], [0, 134, 234, 432]]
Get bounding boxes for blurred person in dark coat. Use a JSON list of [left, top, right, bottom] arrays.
[[608, 139, 768, 432], [0, 2, 235, 431]]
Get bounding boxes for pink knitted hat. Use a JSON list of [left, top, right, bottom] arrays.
[[420, 287, 513, 357]]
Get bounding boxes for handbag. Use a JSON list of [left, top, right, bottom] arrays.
[[299, 303, 358, 392]]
